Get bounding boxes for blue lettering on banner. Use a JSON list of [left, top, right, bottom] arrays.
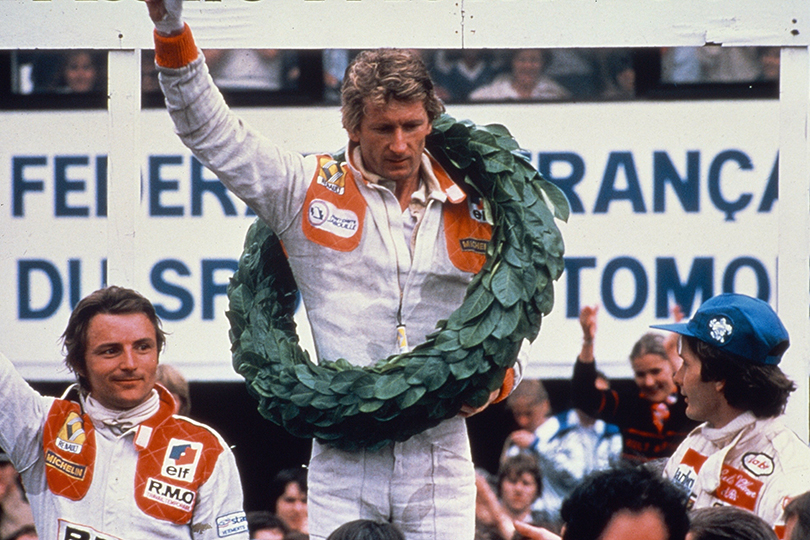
[[150, 155, 185, 217], [564, 256, 771, 320], [15, 258, 239, 322], [11, 155, 107, 218], [147, 155, 254, 217], [537, 150, 777, 218], [151, 259, 194, 320]]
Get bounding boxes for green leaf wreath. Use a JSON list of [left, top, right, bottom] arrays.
[[226, 113, 569, 452]]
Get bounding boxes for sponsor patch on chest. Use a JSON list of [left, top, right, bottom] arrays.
[[307, 198, 360, 238], [162, 438, 203, 482], [58, 519, 123, 540], [742, 452, 775, 477], [144, 477, 196, 512], [45, 450, 87, 480], [56, 412, 86, 454], [317, 159, 346, 195]]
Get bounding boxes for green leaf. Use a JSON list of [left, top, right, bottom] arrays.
[[406, 356, 451, 392], [490, 263, 522, 309], [459, 304, 500, 348], [491, 303, 521, 340], [374, 373, 410, 400]]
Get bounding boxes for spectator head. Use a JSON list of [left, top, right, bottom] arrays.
[[505, 379, 550, 432], [156, 364, 192, 416], [59, 50, 102, 93], [340, 48, 444, 134], [629, 333, 678, 403], [269, 467, 308, 533], [652, 293, 795, 420], [687, 506, 777, 540], [61, 286, 166, 395], [509, 49, 549, 86], [326, 520, 405, 540], [497, 454, 543, 517], [784, 491, 810, 540], [246, 511, 289, 540], [560, 466, 689, 540]]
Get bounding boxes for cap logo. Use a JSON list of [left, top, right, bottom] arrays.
[[708, 316, 733, 343]]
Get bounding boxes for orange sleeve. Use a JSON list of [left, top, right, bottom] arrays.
[[492, 368, 515, 404], [153, 23, 198, 69]]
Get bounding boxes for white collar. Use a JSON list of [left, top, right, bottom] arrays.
[[82, 390, 160, 435]]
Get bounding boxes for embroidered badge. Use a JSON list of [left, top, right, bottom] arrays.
[[162, 439, 203, 483], [742, 452, 775, 477], [708, 316, 733, 343], [144, 477, 196, 512], [58, 519, 123, 540], [459, 238, 488, 254], [56, 412, 86, 454], [217, 511, 249, 537], [317, 160, 345, 195], [307, 199, 359, 239], [45, 450, 87, 480]]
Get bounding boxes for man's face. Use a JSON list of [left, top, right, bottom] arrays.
[[83, 312, 159, 410], [673, 338, 726, 426], [631, 353, 677, 403], [349, 99, 431, 186], [275, 481, 307, 532], [599, 507, 669, 540], [509, 396, 549, 432]]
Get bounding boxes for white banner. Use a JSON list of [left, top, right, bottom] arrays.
[[0, 100, 780, 382], [1, 0, 807, 50]]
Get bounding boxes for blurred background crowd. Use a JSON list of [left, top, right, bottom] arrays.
[[3, 46, 780, 109]]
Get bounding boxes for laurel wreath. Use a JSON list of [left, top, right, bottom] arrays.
[[226, 113, 569, 451]]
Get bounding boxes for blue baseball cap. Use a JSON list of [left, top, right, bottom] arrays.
[[651, 293, 789, 365]]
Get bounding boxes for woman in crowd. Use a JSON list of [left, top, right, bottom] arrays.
[[571, 305, 698, 465]]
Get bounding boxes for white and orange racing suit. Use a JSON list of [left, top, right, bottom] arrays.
[[0, 352, 248, 540], [154, 26, 528, 540]]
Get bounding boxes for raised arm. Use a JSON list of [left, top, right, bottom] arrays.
[[578, 304, 597, 363]]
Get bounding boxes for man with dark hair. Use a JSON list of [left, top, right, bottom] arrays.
[[652, 293, 810, 534], [0, 286, 248, 539], [142, 1, 532, 539], [782, 491, 810, 540], [512, 466, 690, 540], [688, 506, 778, 540]]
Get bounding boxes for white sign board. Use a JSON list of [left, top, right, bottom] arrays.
[[0, 100, 780, 383]]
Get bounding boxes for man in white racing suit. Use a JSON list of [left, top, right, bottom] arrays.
[[144, 1, 529, 539], [0, 286, 248, 540], [652, 293, 810, 539]]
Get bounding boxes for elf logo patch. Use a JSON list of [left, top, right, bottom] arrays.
[[145, 477, 196, 512], [162, 439, 202, 482], [742, 452, 775, 477], [56, 412, 86, 454]]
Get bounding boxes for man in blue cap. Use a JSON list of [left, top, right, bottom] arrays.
[[651, 293, 810, 537]]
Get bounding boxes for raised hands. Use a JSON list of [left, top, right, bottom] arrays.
[[145, 0, 185, 36]]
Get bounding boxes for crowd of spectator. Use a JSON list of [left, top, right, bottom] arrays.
[[8, 46, 780, 106]]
